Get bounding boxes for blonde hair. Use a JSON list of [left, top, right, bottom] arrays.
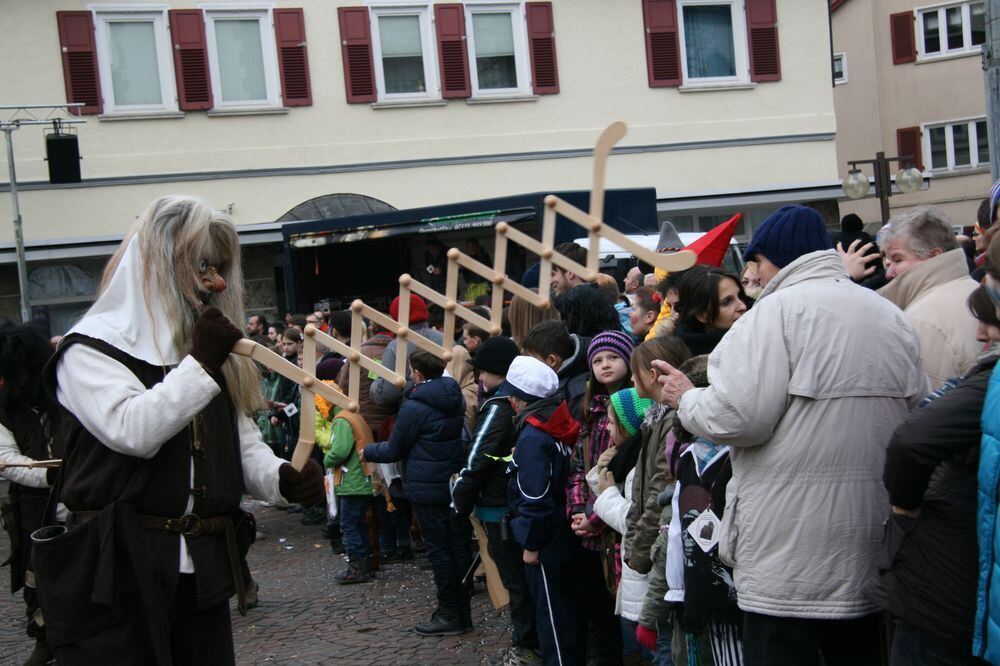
[[101, 195, 263, 415], [592, 273, 621, 302], [507, 295, 560, 348]]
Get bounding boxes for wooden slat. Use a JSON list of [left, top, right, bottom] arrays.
[[311, 327, 405, 388], [442, 251, 461, 352], [501, 223, 596, 282], [491, 233, 508, 324], [292, 325, 320, 470], [349, 308, 362, 404], [408, 278, 498, 335]]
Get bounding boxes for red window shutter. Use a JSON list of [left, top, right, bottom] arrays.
[[337, 7, 376, 103], [897, 127, 923, 171], [168, 10, 212, 111], [434, 4, 471, 98], [56, 11, 102, 115], [526, 2, 559, 94], [642, 0, 681, 87], [890, 11, 916, 65], [746, 0, 780, 82], [274, 8, 312, 107]]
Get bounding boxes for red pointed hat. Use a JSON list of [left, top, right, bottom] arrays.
[[684, 213, 742, 267]]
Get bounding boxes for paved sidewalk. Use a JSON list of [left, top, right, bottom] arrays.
[[0, 498, 514, 665]]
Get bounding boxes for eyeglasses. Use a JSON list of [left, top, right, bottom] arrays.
[[306, 318, 318, 324]]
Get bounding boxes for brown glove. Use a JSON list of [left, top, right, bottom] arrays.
[[278, 460, 325, 507], [191, 307, 243, 372]]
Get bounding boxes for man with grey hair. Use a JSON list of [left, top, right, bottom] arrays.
[[623, 266, 643, 304], [877, 206, 979, 387]]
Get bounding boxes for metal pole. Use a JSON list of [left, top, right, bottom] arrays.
[[874, 151, 891, 223], [985, 0, 1000, 180], [3, 128, 31, 323]]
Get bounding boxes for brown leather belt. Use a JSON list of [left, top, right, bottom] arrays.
[[69, 510, 248, 615]]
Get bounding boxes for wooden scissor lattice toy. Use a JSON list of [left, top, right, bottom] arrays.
[[233, 121, 697, 470]]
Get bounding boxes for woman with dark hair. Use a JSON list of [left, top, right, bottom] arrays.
[[0, 322, 59, 664], [878, 284, 1000, 665], [555, 284, 623, 338], [673, 265, 748, 356]]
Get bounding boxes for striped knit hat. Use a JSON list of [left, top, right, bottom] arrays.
[[990, 178, 1000, 224], [609, 388, 654, 438], [587, 330, 635, 368]]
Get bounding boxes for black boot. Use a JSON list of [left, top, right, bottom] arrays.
[[335, 557, 372, 585], [381, 546, 414, 563], [23, 638, 53, 666], [414, 610, 466, 637]]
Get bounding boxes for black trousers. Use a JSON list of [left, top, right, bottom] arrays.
[[572, 546, 623, 665], [484, 520, 539, 650], [53, 574, 234, 666], [525, 556, 586, 666], [742, 611, 882, 666], [412, 504, 472, 622]]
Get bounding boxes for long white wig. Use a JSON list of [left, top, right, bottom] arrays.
[[100, 195, 263, 415]]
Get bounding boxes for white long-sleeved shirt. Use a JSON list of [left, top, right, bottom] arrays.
[[55, 343, 286, 571], [0, 421, 49, 489]]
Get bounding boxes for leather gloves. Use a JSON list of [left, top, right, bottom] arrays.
[[191, 307, 243, 372], [278, 460, 325, 507]]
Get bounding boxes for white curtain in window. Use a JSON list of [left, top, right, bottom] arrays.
[[215, 19, 267, 102], [473, 14, 515, 57], [379, 15, 422, 57], [109, 21, 162, 106], [683, 5, 736, 78]]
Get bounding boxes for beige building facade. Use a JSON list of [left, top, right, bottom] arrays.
[[832, 0, 992, 227], [1, 0, 839, 328]]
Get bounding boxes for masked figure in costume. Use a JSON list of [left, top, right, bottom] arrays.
[[36, 195, 324, 665]]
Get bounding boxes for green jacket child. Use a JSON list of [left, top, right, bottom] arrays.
[[318, 407, 375, 497]]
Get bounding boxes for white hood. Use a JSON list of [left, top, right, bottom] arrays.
[[69, 237, 182, 366]]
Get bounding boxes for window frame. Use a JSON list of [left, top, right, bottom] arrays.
[[676, 0, 750, 87], [201, 4, 282, 109], [367, 3, 440, 102], [916, 1, 985, 61], [464, 1, 532, 98], [90, 5, 178, 115], [832, 52, 847, 84], [922, 116, 989, 172]]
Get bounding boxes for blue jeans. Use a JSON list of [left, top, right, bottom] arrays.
[[338, 495, 371, 560]]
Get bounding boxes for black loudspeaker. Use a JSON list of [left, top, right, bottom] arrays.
[[46, 133, 81, 184]]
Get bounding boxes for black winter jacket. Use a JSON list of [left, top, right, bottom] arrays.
[[877, 354, 998, 649], [364, 377, 465, 505], [558, 334, 591, 423], [451, 387, 516, 517]]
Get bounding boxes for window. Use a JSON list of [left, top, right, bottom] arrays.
[[93, 9, 177, 114], [677, 0, 750, 85], [918, 1, 985, 59], [925, 118, 989, 171], [204, 8, 281, 108], [369, 5, 438, 100], [832, 52, 847, 84], [465, 3, 531, 96]]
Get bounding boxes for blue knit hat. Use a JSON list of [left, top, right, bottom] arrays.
[[609, 388, 654, 438], [743, 205, 832, 268], [989, 178, 1000, 224]]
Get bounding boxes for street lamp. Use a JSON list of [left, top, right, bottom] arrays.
[[842, 151, 923, 223], [1, 104, 85, 323]]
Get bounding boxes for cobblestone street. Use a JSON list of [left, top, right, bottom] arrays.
[[0, 496, 512, 665]]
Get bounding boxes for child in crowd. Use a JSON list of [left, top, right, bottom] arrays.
[[587, 388, 658, 664], [363, 349, 470, 636], [624, 337, 691, 575], [319, 392, 377, 585], [506, 356, 583, 666], [629, 287, 661, 342], [567, 331, 636, 662], [520, 321, 590, 422], [665, 355, 742, 665], [451, 336, 542, 664]]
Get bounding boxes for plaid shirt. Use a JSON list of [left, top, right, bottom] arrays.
[[566, 394, 614, 550]]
